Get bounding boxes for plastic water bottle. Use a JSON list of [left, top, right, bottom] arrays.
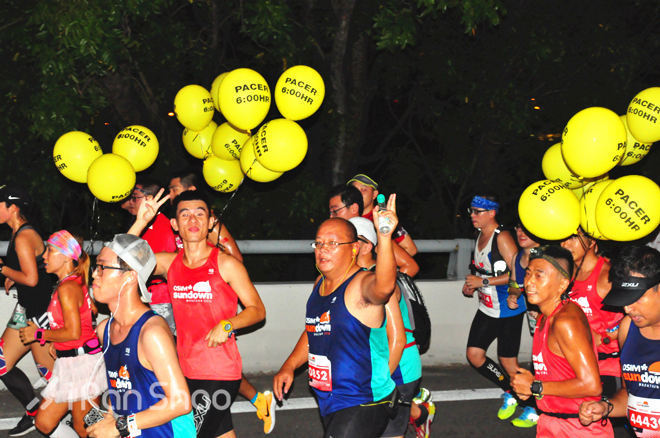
[[376, 194, 392, 234]]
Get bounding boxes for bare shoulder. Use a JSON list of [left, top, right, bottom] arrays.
[[618, 315, 632, 347], [217, 251, 241, 269], [140, 314, 173, 339], [552, 302, 590, 333]]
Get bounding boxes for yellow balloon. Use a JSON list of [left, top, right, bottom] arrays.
[[173, 85, 214, 131], [619, 115, 653, 166], [182, 121, 217, 159], [218, 68, 271, 131], [210, 72, 228, 112], [253, 118, 308, 172], [53, 131, 103, 183], [518, 180, 580, 240], [626, 87, 660, 143], [571, 177, 610, 200], [87, 154, 136, 202], [579, 180, 611, 240], [542, 143, 596, 189], [112, 125, 159, 172], [240, 135, 283, 183], [211, 122, 250, 160], [561, 107, 626, 178], [274, 65, 325, 121], [202, 155, 244, 192], [595, 175, 660, 241]]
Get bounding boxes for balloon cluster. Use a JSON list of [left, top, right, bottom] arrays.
[[519, 87, 660, 242], [53, 126, 159, 202], [173, 65, 325, 192]]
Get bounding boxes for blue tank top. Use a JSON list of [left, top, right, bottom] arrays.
[[306, 270, 395, 416], [620, 322, 660, 435], [391, 294, 422, 386], [103, 310, 195, 437]]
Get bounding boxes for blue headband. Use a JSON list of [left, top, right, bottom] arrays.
[[471, 196, 499, 211]]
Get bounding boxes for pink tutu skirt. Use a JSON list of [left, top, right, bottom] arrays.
[[42, 353, 107, 403]]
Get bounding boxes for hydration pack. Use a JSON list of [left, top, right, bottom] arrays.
[[397, 273, 432, 355]]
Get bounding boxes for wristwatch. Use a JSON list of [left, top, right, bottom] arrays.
[[482, 278, 490, 286], [530, 380, 544, 400], [115, 416, 130, 438], [221, 320, 233, 333]]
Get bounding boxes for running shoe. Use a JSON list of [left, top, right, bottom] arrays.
[[254, 391, 276, 434], [8, 414, 36, 437], [511, 406, 539, 428], [497, 391, 518, 420], [412, 387, 432, 404], [411, 401, 435, 438]]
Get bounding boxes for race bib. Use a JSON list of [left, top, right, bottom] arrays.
[[628, 394, 660, 433], [478, 290, 494, 308], [308, 353, 332, 392]]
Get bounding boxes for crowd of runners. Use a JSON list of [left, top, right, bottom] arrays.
[[0, 173, 658, 438]]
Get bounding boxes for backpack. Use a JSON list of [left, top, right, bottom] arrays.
[[396, 272, 432, 355]]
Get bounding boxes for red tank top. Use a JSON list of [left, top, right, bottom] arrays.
[[532, 302, 601, 414], [167, 247, 242, 380], [142, 213, 177, 305], [47, 275, 98, 351], [570, 257, 623, 376]]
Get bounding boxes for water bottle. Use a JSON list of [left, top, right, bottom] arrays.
[[376, 194, 392, 234]]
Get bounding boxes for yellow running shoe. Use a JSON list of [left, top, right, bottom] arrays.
[[254, 391, 276, 434]]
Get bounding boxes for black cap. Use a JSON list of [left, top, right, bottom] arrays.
[[603, 273, 660, 307], [0, 185, 31, 209]]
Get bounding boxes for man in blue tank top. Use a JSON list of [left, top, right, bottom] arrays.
[[87, 234, 195, 438], [579, 245, 660, 437], [273, 195, 400, 438]]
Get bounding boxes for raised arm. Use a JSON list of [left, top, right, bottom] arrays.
[[361, 194, 399, 305], [127, 188, 170, 237]]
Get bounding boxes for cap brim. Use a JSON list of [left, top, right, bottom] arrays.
[[138, 280, 152, 303], [602, 289, 646, 307]]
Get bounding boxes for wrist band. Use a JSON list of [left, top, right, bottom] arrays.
[[605, 324, 620, 334], [128, 414, 141, 437], [34, 329, 46, 346], [600, 396, 614, 426]]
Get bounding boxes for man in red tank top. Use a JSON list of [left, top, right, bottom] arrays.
[[128, 189, 266, 438], [511, 245, 613, 437], [561, 228, 624, 397]]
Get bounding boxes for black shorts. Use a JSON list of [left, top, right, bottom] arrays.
[[186, 378, 241, 438], [467, 310, 524, 358], [381, 379, 420, 437], [322, 397, 393, 438]]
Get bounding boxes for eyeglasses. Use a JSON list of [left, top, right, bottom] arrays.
[[329, 205, 348, 216], [311, 241, 356, 250], [93, 264, 128, 274], [467, 207, 488, 215]]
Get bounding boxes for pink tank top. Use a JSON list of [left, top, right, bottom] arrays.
[[47, 275, 98, 351], [570, 257, 623, 376], [532, 302, 601, 414], [167, 247, 242, 380]]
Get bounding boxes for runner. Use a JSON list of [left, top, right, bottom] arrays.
[[0, 186, 54, 436], [273, 196, 399, 438], [18, 230, 106, 436], [507, 224, 541, 428], [347, 174, 417, 256], [511, 245, 613, 437], [462, 195, 525, 421], [579, 245, 660, 437], [129, 190, 266, 438], [88, 234, 195, 437], [561, 228, 623, 397], [348, 217, 433, 438]]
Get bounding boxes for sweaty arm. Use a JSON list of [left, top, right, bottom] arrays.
[[208, 221, 243, 262], [397, 234, 418, 257], [393, 242, 419, 277], [385, 288, 406, 374], [21, 282, 83, 344]]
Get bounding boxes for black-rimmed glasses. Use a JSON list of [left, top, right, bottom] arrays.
[[93, 264, 128, 274]]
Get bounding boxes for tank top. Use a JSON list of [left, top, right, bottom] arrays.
[[167, 247, 241, 380], [474, 231, 525, 318], [532, 303, 601, 414], [392, 293, 422, 386], [47, 275, 97, 350], [103, 310, 196, 437], [620, 322, 660, 436], [142, 213, 176, 305], [306, 270, 395, 416], [5, 224, 52, 318], [569, 257, 623, 377]]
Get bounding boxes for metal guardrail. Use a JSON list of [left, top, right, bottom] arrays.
[[0, 239, 474, 279]]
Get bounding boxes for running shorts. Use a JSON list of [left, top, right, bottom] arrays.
[[467, 310, 524, 358], [186, 378, 240, 438]]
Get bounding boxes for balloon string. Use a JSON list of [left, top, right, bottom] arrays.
[[86, 197, 100, 256]]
